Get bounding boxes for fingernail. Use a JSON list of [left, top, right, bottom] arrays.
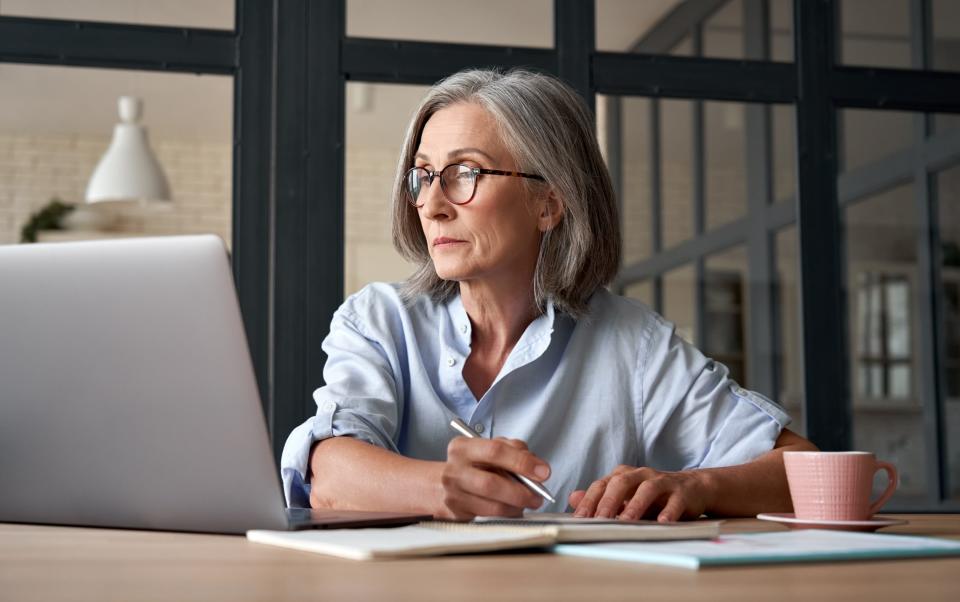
[[534, 464, 550, 480]]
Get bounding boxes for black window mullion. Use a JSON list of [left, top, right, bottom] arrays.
[[592, 52, 795, 103], [0, 16, 236, 73], [305, 0, 346, 449], [234, 0, 275, 433], [912, 0, 946, 506], [744, 0, 777, 397], [693, 26, 706, 351], [651, 99, 664, 314], [271, 0, 310, 464], [554, 0, 594, 113], [604, 96, 624, 247], [340, 38, 556, 84], [270, 0, 346, 464], [795, 0, 850, 450]]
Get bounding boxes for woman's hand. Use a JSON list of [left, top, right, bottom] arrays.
[[439, 436, 551, 520], [568, 465, 712, 522]]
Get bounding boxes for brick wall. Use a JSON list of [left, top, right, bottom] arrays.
[[344, 146, 416, 296], [0, 133, 231, 246]]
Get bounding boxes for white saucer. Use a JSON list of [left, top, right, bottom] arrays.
[[756, 513, 908, 532]]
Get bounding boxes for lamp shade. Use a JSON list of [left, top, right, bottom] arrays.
[[85, 96, 171, 204]]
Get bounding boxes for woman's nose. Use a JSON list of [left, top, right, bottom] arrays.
[[419, 176, 451, 220]]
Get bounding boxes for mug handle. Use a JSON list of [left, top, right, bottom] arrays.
[[868, 460, 899, 516]]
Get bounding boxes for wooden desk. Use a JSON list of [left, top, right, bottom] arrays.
[[2, 515, 959, 601]]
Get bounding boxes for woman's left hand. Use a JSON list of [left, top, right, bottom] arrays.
[[568, 465, 713, 522]]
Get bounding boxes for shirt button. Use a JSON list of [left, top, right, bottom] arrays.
[[473, 423, 485, 434], [460, 324, 468, 334], [322, 401, 336, 412], [446, 357, 457, 367]]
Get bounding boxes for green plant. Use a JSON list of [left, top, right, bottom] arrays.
[[20, 198, 76, 243]]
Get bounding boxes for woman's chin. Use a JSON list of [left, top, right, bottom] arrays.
[[434, 268, 467, 282]]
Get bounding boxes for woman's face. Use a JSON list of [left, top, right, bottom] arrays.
[[414, 102, 547, 287]]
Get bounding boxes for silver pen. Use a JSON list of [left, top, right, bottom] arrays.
[[448, 417, 556, 504]]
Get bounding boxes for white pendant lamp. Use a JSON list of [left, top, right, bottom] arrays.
[[85, 96, 171, 204]]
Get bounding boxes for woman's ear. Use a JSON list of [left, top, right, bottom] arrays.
[[538, 190, 565, 232]]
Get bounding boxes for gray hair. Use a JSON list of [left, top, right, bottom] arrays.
[[391, 68, 621, 318]]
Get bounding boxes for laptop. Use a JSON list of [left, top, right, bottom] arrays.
[[0, 235, 429, 534]]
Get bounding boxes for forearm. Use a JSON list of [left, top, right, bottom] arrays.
[[695, 429, 818, 517], [308, 436, 445, 515]]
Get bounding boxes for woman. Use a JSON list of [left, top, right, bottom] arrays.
[[281, 68, 817, 522]]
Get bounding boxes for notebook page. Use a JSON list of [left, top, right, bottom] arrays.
[[555, 529, 960, 569], [472, 512, 722, 542], [247, 524, 557, 560]]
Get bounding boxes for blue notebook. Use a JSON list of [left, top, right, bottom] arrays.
[[554, 529, 960, 570]]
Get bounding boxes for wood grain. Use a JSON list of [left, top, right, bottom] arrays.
[[1, 515, 958, 602]]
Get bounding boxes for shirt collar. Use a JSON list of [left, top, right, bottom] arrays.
[[445, 291, 556, 363]]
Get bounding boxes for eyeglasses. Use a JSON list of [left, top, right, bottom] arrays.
[[404, 163, 545, 207]]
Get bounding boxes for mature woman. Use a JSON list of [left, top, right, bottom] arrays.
[[281, 68, 816, 521]]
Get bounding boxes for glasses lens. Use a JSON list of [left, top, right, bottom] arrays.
[[441, 164, 476, 204], [406, 167, 428, 206]]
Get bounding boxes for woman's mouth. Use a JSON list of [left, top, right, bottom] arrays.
[[433, 237, 465, 247]]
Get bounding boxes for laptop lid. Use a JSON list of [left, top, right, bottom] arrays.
[[0, 235, 290, 534]]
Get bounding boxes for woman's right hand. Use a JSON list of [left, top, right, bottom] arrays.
[[438, 436, 551, 520]]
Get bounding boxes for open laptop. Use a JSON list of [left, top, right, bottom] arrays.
[[0, 235, 429, 534]]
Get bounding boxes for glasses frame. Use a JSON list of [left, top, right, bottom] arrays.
[[404, 163, 545, 207]]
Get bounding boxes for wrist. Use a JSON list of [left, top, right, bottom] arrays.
[[691, 468, 720, 515], [428, 461, 452, 518]]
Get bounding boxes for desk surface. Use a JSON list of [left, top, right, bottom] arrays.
[[2, 515, 959, 602]]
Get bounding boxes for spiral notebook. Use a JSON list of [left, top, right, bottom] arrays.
[[246, 523, 558, 560], [472, 513, 722, 542], [247, 517, 721, 560]]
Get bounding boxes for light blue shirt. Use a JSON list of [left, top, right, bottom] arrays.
[[281, 283, 791, 511]]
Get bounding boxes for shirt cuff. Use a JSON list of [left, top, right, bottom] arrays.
[[694, 386, 792, 469], [280, 417, 318, 508]]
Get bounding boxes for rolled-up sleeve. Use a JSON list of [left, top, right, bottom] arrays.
[[640, 320, 791, 472], [280, 298, 404, 507]]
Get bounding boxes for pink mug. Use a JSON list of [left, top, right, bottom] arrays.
[[783, 451, 898, 521]]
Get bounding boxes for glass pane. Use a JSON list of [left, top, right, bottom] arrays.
[[344, 82, 423, 296], [934, 111, 960, 136], [670, 35, 695, 57], [845, 182, 926, 506], [770, 0, 794, 62], [839, 0, 911, 69], [703, 0, 744, 60], [349, 0, 552, 48], [772, 104, 796, 203], [663, 264, 696, 345], [596, 0, 686, 52], [0, 0, 234, 29], [0, 64, 232, 247], [936, 163, 960, 500], [704, 101, 747, 230], [775, 225, 804, 435], [613, 96, 653, 265], [932, 0, 960, 73], [661, 100, 694, 248], [841, 109, 913, 173], [704, 245, 748, 386], [623, 280, 653, 307]]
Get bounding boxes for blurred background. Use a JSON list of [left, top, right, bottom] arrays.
[[1, 0, 958, 510]]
